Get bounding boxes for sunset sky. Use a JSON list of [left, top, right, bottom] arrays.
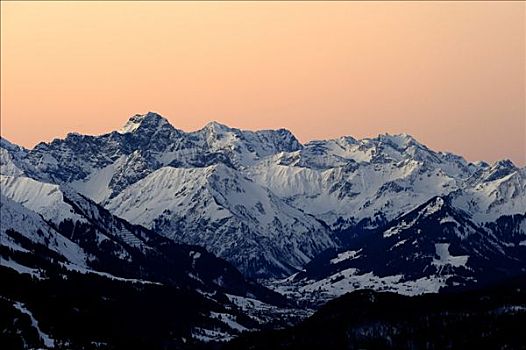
[[1, 1, 524, 165]]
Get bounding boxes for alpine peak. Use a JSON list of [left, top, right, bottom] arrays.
[[118, 112, 170, 134], [203, 120, 231, 131], [375, 132, 418, 148]]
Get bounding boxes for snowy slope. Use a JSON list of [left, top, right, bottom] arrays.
[[0, 193, 89, 269], [1, 175, 85, 224], [0, 138, 34, 177], [106, 164, 335, 277], [0, 174, 288, 308], [451, 166, 526, 223]]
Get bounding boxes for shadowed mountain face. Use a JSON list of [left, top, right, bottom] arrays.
[[1, 112, 525, 282]]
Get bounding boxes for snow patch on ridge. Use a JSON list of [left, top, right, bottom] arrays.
[[273, 268, 447, 302], [432, 243, 469, 269], [330, 249, 362, 264], [0, 258, 43, 278]]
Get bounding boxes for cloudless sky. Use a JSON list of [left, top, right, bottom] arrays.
[[1, 1, 524, 165]]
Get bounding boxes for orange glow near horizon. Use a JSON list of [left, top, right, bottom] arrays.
[[1, 1, 524, 164]]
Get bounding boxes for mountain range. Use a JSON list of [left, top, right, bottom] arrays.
[[1, 112, 525, 348]]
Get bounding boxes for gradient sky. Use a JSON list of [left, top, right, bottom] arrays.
[[1, 1, 525, 165]]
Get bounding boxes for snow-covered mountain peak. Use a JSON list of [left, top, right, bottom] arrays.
[[472, 160, 490, 169], [294, 132, 440, 169], [480, 159, 520, 183], [0, 137, 29, 177], [203, 120, 232, 133], [188, 123, 303, 167], [199, 122, 300, 146], [336, 135, 359, 145], [374, 132, 418, 149], [0, 136, 27, 154], [197, 121, 239, 147], [491, 159, 518, 172], [117, 112, 171, 134]]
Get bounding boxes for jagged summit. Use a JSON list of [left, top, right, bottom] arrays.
[[0, 136, 26, 153], [202, 120, 232, 132], [373, 132, 419, 148], [117, 112, 171, 134], [479, 159, 519, 183], [115, 114, 304, 158], [492, 159, 517, 169], [197, 121, 301, 149]]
